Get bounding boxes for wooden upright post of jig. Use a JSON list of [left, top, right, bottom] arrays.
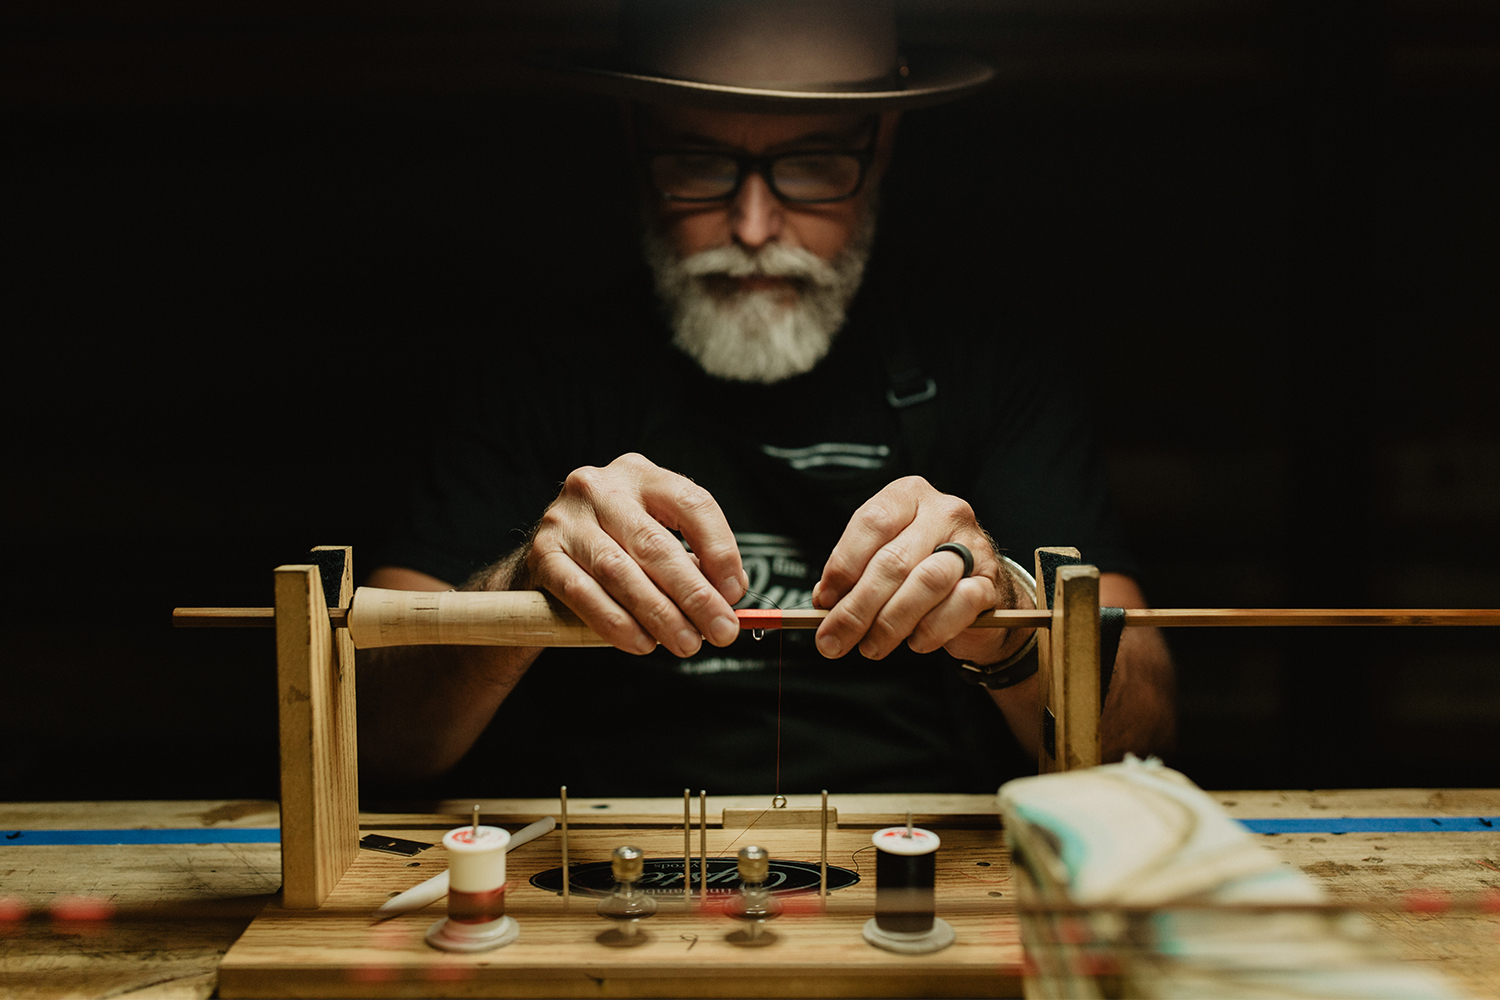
[[275, 546, 359, 909], [1050, 564, 1102, 772], [1034, 546, 1079, 774]]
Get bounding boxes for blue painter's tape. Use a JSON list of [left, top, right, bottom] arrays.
[[3, 829, 281, 845], [1239, 817, 1498, 834]]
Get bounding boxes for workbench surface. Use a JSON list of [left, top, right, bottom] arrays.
[[2, 790, 1496, 998]]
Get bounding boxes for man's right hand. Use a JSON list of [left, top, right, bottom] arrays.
[[522, 453, 748, 657]]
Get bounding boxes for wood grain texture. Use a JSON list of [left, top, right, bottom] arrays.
[[722, 807, 838, 829], [1213, 788, 1500, 818], [314, 545, 360, 902], [0, 800, 281, 1000], [360, 794, 1002, 832], [1052, 565, 1101, 772], [0, 799, 279, 830], [4, 795, 1496, 999], [1215, 783, 1500, 998], [275, 560, 358, 909], [218, 826, 1022, 999], [1124, 608, 1500, 627], [173, 606, 279, 626]]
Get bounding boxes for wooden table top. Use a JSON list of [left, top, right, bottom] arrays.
[[2, 790, 1496, 999]]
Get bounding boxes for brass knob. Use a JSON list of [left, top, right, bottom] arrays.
[[611, 845, 645, 883], [737, 845, 770, 884]]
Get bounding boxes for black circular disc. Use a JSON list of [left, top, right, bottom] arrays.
[[530, 857, 859, 897]]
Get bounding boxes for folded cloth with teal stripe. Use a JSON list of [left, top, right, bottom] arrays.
[[998, 756, 1461, 999]]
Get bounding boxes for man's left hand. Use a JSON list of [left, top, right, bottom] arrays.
[[811, 476, 1023, 663]]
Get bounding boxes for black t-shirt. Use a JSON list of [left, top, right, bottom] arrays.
[[375, 258, 1135, 797]]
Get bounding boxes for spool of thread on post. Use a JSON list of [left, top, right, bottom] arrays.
[[425, 824, 519, 952], [862, 825, 955, 954]]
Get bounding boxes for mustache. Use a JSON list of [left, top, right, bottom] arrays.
[[678, 242, 839, 286]]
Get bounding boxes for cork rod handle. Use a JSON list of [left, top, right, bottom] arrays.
[[345, 588, 613, 649]]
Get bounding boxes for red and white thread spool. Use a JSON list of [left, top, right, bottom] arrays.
[[425, 824, 519, 952]]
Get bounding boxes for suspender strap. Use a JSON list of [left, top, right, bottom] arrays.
[[871, 294, 951, 491]]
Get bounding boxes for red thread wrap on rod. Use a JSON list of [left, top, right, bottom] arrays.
[[736, 609, 784, 630]]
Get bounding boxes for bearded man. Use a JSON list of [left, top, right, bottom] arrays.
[[360, 0, 1175, 796]]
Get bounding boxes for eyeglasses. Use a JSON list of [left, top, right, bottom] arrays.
[[642, 123, 878, 205]]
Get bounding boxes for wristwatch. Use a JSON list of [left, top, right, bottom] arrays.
[[956, 555, 1041, 690]]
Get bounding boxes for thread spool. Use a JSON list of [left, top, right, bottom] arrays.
[[861, 825, 955, 954], [425, 824, 519, 952]]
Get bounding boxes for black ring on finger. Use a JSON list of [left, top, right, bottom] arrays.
[[933, 542, 975, 578]]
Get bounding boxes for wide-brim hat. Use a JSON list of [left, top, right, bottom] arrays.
[[534, 0, 994, 113]]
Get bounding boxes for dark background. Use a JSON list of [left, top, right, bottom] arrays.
[[5, 1, 1498, 802]]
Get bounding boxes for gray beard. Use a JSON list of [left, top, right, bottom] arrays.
[[642, 211, 875, 384]]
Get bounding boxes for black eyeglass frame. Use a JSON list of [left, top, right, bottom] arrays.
[[639, 118, 880, 206]]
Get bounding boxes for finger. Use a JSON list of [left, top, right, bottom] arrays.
[[529, 544, 657, 656], [816, 525, 928, 659], [908, 576, 999, 656], [578, 513, 717, 656], [820, 531, 1001, 660], [818, 478, 992, 658], [535, 473, 703, 656], [567, 521, 720, 659], [815, 480, 922, 611], [582, 460, 740, 650], [859, 548, 993, 660], [638, 467, 748, 609], [622, 469, 743, 648], [678, 550, 743, 648]]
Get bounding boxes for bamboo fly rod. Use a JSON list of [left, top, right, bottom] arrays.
[[172, 588, 1500, 649]]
